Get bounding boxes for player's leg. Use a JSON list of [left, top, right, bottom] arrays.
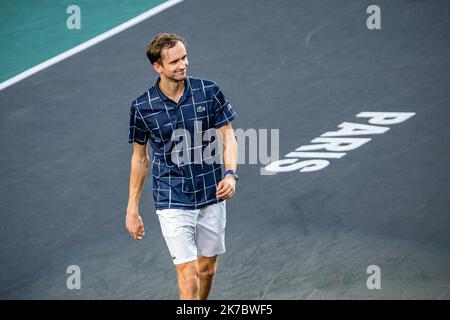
[[175, 259, 200, 300], [197, 255, 218, 300], [156, 208, 200, 299], [196, 201, 227, 299]]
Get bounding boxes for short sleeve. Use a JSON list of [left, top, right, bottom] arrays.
[[128, 102, 149, 145], [212, 84, 237, 129]]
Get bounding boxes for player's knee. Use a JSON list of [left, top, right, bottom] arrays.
[[199, 258, 217, 278], [176, 261, 199, 281], [199, 268, 216, 279], [178, 272, 199, 284]]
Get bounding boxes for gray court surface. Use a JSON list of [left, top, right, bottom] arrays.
[[1, 0, 450, 299]]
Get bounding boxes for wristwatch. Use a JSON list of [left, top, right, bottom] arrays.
[[224, 169, 239, 181]]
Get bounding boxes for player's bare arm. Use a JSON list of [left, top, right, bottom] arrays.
[[216, 123, 238, 200], [126, 142, 148, 240]]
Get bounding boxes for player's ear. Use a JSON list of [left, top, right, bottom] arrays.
[[152, 61, 163, 74]]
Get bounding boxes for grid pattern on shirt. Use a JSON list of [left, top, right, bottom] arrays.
[[128, 76, 237, 210]]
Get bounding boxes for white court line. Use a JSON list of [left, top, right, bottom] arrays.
[[0, 0, 184, 92]]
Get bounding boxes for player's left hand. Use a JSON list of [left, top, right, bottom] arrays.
[[216, 174, 236, 200]]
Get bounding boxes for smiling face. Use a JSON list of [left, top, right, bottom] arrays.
[[153, 41, 189, 82]]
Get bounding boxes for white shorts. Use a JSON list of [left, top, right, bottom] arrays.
[[156, 201, 226, 265]]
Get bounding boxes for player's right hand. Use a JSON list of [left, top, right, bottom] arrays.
[[125, 211, 145, 240]]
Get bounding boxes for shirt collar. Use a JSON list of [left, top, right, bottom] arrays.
[[155, 77, 192, 103]]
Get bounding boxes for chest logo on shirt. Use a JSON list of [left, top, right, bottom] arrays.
[[196, 105, 206, 113]]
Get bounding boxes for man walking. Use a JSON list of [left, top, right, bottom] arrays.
[[126, 33, 238, 300]]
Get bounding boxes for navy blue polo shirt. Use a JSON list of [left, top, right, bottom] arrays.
[[128, 76, 237, 210]]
